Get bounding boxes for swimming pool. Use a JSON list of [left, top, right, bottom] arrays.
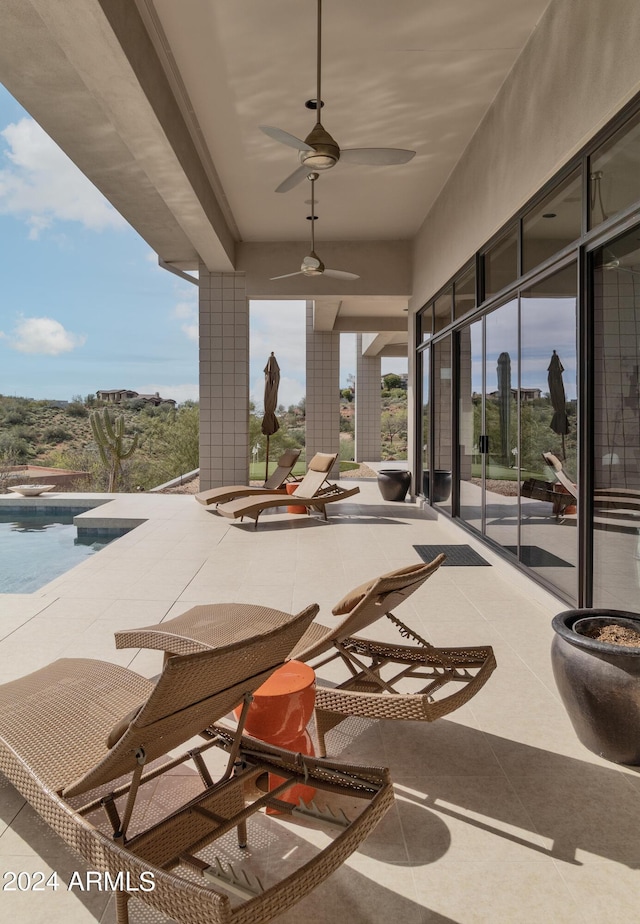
[[0, 509, 124, 594]]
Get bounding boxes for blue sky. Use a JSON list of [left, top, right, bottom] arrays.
[[0, 85, 404, 410]]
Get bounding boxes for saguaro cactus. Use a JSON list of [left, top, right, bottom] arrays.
[[90, 408, 138, 492]]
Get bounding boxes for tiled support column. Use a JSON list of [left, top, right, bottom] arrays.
[[198, 268, 249, 490], [355, 335, 381, 462], [305, 300, 340, 477]]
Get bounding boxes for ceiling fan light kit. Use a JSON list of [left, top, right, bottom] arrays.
[[260, 0, 416, 193]]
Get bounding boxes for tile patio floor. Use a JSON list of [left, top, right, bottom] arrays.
[[0, 480, 638, 923]]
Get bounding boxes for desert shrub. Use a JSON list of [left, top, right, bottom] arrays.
[[66, 402, 88, 418], [0, 434, 32, 461], [339, 437, 355, 461], [43, 426, 73, 443]]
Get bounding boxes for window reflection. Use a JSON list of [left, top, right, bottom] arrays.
[[520, 264, 577, 600], [434, 289, 452, 333], [454, 265, 476, 320], [484, 300, 519, 551], [432, 337, 452, 512], [420, 304, 433, 341], [484, 227, 518, 300], [523, 169, 582, 273], [590, 111, 640, 228], [592, 227, 640, 609], [458, 320, 482, 531], [420, 347, 430, 495]]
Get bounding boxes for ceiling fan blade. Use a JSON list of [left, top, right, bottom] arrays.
[[270, 271, 305, 280], [260, 125, 314, 152], [323, 268, 360, 281], [339, 147, 416, 166], [275, 165, 310, 193]]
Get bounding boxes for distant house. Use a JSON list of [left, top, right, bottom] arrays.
[[137, 392, 176, 407], [97, 389, 176, 406], [97, 389, 138, 404], [514, 387, 542, 402]]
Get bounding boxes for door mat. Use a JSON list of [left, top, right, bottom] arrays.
[[504, 546, 573, 568], [414, 544, 491, 567]]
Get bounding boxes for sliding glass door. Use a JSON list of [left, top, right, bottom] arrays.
[[458, 299, 518, 552], [520, 265, 577, 599], [591, 227, 640, 609], [455, 269, 577, 601]]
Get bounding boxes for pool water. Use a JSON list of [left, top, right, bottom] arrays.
[[0, 511, 118, 594]]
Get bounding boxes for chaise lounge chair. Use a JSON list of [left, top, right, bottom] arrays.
[[0, 604, 393, 924], [115, 556, 496, 759], [214, 451, 360, 528], [542, 452, 578, 502], [521, 452, 577, 520], [195, 448, 301, 507]]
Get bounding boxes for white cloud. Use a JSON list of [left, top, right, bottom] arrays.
[[171, 293, 199, 341], [0, 118, 126, 237], [181, 323, 199, 342], [9, 316, 86, 355]]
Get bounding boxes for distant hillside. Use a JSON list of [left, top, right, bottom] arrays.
[[0, 395, 198, 491]]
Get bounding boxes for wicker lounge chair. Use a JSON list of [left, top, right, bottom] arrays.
[[115, 557, 496, 759], [298, 557, 496, 755], [195, 448, 301, 507], [214, 452, 359, 528], [0, 603, 393, 924]]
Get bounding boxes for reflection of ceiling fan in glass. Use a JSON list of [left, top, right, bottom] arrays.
[[603, 245, 640, 276], [590, 170, 608, 222], [603, 257, 640, 276], [260, 0, 416, 193]]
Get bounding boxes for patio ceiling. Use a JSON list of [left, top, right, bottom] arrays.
[[0, 0, 551, 336]]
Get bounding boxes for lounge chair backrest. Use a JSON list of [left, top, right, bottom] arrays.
[[64, 603, 318, 797], [291, 557, 445, 662], [543, 452, 577, 498], [294, 452, 338, 499], [264, 448, 301, 490], [329, 555, 446, 641]]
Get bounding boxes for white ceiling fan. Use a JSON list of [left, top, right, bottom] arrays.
[[260, 0, 416, 194], [270, 173, 359, 281]]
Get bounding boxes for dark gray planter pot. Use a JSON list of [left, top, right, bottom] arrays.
[[422, 470, 452, 503], [551, 608, 640, 765], [377, 469, 411, 502]]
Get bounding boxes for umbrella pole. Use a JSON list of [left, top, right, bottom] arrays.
[[265, 435, 270, 484]]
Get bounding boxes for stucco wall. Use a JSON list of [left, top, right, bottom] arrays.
[[410, 0, 640, 311]]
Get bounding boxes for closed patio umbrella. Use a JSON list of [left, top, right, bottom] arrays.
[[261, 352, 281, 482], [548, 349, 569, 459]]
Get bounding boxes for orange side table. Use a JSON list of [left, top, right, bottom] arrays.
[[235, 660, 316, 811], [285, 482, 307, 514]]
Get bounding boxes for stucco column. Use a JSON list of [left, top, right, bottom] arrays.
[[198, 268, 249, 489], [355, 335, 381, 462], [305, 299, 340, 476]]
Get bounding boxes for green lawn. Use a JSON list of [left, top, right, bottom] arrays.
[[249, 459, 359, 480], [471, 462, 541, 481]]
